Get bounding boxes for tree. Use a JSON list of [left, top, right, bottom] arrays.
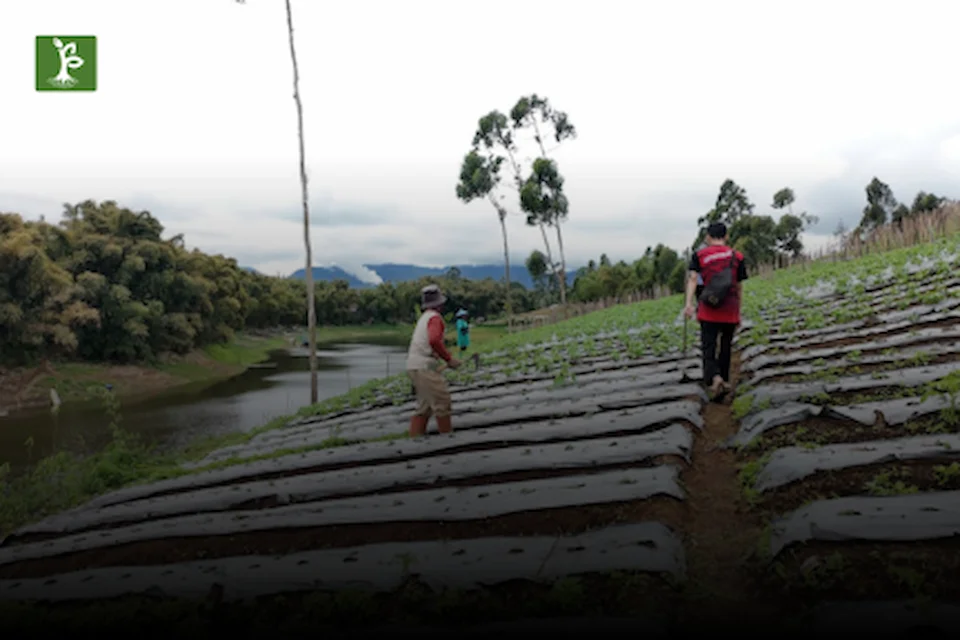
[[695, 179, 755, 247], [525, 249, 550, 297], [773, 214, 805, 257], [891, 203, 910, 226], [455, 149, 513, 325], [519, 157, 569, 299], [650, 244, 680, 285], [445, 266, 462, 280], [0, 198, 551, 367], [772, 187, 795, 213], [911, 191, 947, 215], [730, 214, 778, 267], [470, 109, 564, 303], [858, 177, 897, 232], [235, 0, 318, 404], [770, 187, 818, 260], [510, 94, 577, 305]]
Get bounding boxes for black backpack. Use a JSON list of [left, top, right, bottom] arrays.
[[699, 251, 736, 308]]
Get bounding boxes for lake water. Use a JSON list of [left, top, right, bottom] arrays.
[[0, 341, 408, 474]]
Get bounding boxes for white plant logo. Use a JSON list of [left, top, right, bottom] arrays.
[[47, 37, 84, 88]]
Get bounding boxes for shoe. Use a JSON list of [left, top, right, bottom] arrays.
[[714, 380, 734, 402], [409, 415, 428, 437], [436, 415, 453, 434], [708, 377, 724, 399]]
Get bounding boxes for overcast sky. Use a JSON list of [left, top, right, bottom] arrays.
[[2, 0, 959, 283]]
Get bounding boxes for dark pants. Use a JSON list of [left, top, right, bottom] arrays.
[[700, 321, 737, 384]]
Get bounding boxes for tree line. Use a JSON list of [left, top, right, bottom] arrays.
[[519, 179, 818, 306], [524, 178, 954, 306], [5, 180, 951, 366], [0, 200, 543, 366], [852, 177, 950, 234]]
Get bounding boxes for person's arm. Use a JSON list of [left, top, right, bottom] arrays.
[[427, 316, 453, 362], [685, 253, 700, 308]]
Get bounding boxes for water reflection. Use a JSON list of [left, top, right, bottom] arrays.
[[0, 342, 407, 473]]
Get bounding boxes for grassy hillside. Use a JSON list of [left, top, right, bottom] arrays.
[[3, 233, 960, 633]]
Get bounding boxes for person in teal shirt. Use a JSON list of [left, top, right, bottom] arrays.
[[455, 309, 470, 353]]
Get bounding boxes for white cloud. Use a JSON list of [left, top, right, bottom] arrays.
[[1, 0, 959, 279]]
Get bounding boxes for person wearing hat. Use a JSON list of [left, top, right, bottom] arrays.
[[406, 285, 461, 436], [455, 308, 471, 354]]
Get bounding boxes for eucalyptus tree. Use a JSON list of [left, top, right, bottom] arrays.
[[510, 94, 577, 304]]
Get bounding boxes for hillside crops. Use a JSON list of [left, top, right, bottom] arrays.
[[2, 237, 960, 633]]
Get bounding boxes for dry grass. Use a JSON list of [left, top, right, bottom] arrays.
[[755, 202, 960, 277]]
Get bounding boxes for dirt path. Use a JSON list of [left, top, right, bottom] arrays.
[[674, 352, 779, 629]]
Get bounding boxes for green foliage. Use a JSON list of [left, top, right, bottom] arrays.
[[693, 180, 817, 266], [859, 176, 898, 231], [569, 244, 686, 301], [0, 201, 543, 365], [0, 391, 167, 536], [460, 94, 577, 306]]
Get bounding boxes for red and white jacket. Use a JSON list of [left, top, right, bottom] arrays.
[[692, 244, 747, 324], [406, 309, 453, 371]]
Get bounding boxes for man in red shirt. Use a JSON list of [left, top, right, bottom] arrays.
[[406, 285, 461, 436], [683, 222, 748, 400]]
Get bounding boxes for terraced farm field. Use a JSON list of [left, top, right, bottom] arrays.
[[3, 239, 960, 634]]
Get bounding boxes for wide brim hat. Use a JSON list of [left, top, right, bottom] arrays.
[[455, 309, 468, 317], [420, 284, 446, 309]]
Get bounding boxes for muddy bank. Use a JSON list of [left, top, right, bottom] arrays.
[[0, 333, 292, 415]]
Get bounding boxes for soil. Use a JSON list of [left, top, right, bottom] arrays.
[[747, 413, 960, 452], [0, 353, 242, 413], [749, 459, 960, 515], [663, 353, 792, 627], [755, 350, 960, 385], [766, 539, 960, 602], [771, 316, 960, 353], [801, 386, 928, 406]]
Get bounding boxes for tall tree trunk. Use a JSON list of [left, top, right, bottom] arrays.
[[284, 0, 317, 403], [531, 118, 568, 306], [538, 222, 561, 302], [490, 196, 513, 331], [554, 223, 567, 305], [501, 144, 560, 308]]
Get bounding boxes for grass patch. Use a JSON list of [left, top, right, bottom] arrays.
[[20, 333, 291, 406], [0, 400, 409, 538]]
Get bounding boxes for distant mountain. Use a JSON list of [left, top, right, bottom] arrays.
[[288, 266, 374, 289], [286, 263, 579, 289], [366, 263, 557, 289]]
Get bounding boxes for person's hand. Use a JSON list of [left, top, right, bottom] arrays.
[[448, 358, 462, 369], [683, 303, 695, 318]]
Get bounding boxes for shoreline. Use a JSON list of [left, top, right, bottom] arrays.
[[0, 320, 511, 534], [0, 332, 292, 417], [0, 321, 491, 417]]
